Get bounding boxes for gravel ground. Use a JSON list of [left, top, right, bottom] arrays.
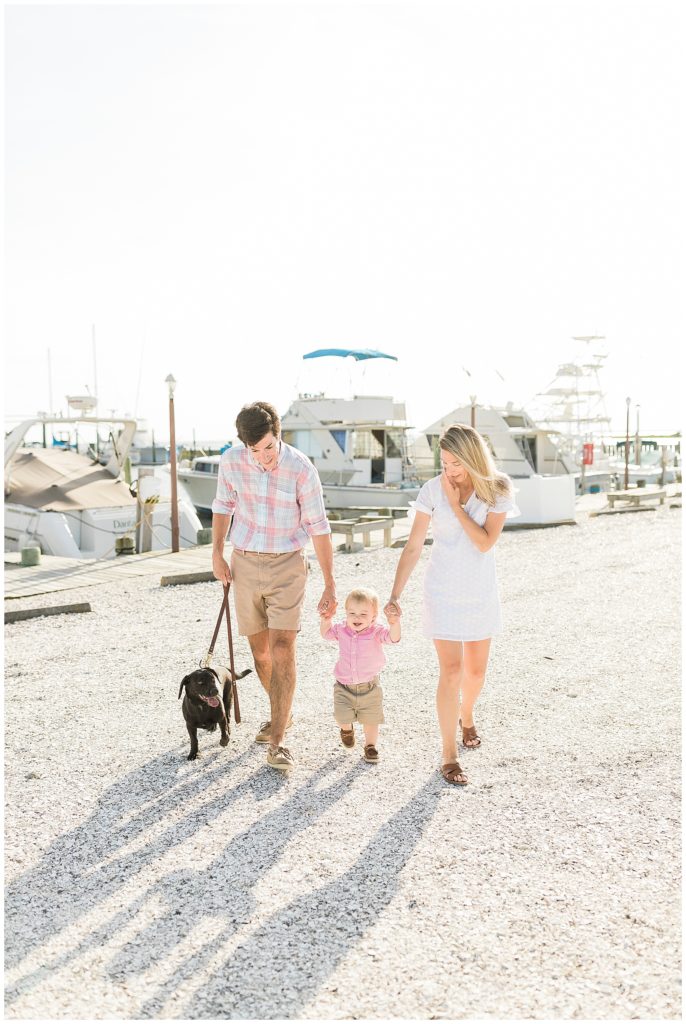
[[4, 503, 681, 1020]]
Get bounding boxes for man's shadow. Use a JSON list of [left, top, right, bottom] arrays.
[[5, 743, 263, 1006], [136, 775, 442, 1019], [104, 758, 357, 991]]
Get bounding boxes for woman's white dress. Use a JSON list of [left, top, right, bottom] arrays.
[[413, 475, 520, 642]]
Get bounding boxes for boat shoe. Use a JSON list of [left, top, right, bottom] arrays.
[[255, 715, 294, 744], [266, 745, 295, 771], [340, 727, 355, 748]]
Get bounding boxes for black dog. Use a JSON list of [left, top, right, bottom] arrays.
[[178, 666, 250, 761]]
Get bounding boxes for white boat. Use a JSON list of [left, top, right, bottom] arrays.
[[100, 417, 169, 467], [4, 415, 202, 559], [607, 438, 677, 488], [412, 403, 577, 526], [280, 393, 420, 509], [177, 454, 222, 513], [527, 338, 619, 493]]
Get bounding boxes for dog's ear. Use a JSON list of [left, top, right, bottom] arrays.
[[178, 675, 191, 700]]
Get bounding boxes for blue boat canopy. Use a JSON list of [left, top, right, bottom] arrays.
[[303, 348, 397, 362]]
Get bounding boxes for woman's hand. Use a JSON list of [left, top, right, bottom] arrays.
[[384, 598, 402, 620], [441, 472, 461, 507]]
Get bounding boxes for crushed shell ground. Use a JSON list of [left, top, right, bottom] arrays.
[[4, 503, 681, 1019]]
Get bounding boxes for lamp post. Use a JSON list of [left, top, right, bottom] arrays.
[[635, 404, 641, 466], [624, 397, 630, 490], [166, 374, 180, 553]]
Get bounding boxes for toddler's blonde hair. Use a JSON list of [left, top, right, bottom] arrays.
[[345, 587, 379, 614]]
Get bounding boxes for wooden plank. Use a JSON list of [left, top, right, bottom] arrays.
[[160, 570, 216, 587], [607, 488, 666, 509], [5, 602, 92, 623], [329, 519, 392, 533], [590, 506, 657, 518]]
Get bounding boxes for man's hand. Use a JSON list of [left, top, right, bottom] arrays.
[[317, 586, 337, 619], [212, 553, 232, 585]]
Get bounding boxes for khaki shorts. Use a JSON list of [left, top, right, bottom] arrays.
[[333, 678, 385, 726], [230, 548, 308, 636]]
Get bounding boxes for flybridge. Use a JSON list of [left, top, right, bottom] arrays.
[[4, 415, 138, 481]]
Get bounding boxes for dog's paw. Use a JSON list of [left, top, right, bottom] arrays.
[[187, 751, 199, 761], [220, 735, 230, 747]]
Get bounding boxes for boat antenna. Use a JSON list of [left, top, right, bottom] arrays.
[[92, 324, 100, 454], [134, 337, 145, 419], [92, 324, 98, 415]]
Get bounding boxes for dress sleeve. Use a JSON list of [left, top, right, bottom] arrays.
[[408, 479, 435, 522], [492, 489, 521, 519]]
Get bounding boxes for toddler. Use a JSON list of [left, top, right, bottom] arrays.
[[320, 587, 400, 762]]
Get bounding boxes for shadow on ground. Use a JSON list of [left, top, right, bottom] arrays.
[[134, 776, 441, 1018]]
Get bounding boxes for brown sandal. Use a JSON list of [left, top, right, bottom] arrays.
[[363, 744, 379, 763], [441, 762, 468, 785], [462, 724, 481, 748]]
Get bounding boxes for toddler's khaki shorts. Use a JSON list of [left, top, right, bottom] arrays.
[[230, 548, 308, 635], [333, 678, 384, 725]]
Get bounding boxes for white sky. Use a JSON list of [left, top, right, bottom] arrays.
[[4, 1, 683, 444]]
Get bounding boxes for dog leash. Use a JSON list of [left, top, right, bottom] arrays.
[[203, 583, 242, 724]]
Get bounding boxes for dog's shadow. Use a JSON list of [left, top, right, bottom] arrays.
[[4, 743, 257, 1006]]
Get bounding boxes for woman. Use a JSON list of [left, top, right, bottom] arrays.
[[385, 423, 518, 785]]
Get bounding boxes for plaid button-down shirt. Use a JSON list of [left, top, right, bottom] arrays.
[[211, 441, 331, 552]]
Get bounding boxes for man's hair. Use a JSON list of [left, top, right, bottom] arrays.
[[235, 402, 281, 446]]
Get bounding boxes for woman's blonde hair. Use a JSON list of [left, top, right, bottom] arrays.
[[345, 587, 379, 613], [439, 423, 511, 507]]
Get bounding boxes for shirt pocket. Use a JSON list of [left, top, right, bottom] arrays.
[[275, 486, 297, 504]]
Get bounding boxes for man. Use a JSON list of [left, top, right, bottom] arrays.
[[211, 401, 336, 771]]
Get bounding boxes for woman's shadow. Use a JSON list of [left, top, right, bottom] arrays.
[[135, 775, 442, 1019]]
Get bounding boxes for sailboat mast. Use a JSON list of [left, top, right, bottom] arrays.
[[92, 324, 99, 454], [47, 346, 54, 414]]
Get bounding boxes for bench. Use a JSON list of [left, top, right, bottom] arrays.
[[329, 517, 394, 552], [607, 488, 666, 509]]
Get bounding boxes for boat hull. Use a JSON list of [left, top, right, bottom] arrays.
[[322, 483, 419, 509], [176, 469, 218, 512], [505, 475, 577, 526], [5, 499, 203, 559]]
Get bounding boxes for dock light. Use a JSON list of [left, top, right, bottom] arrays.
[[166, 374, 180, 552]]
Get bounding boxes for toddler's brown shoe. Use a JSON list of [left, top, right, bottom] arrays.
[[340, 727, 355, 748]]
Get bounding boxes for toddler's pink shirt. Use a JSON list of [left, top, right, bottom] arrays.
[[323, 622, 399, 685]]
